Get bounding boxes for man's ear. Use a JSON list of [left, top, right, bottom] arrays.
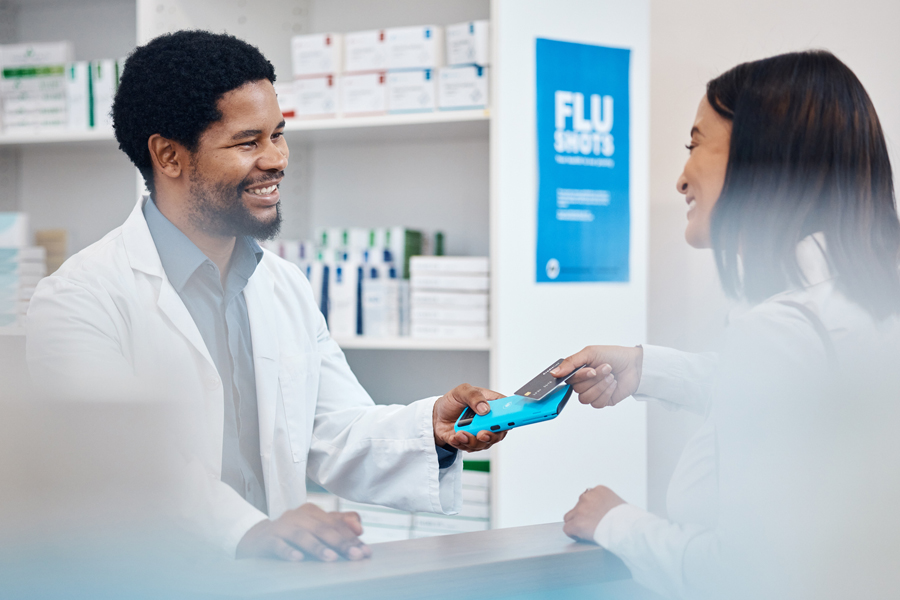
[[147, 134, 187, 181]]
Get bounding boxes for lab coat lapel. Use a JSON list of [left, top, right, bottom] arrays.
[[244, 261, 279, 473], [121, 196, 216, 370]]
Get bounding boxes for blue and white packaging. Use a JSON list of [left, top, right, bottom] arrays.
[[291, 33, 343, 78], [328, 261, 362, 338], [344, 30, 387, 73], [0, 213, 29, 247], [362, 264, 401, 337], [438, 65, 489, 110], [445, 20, 490, 67], [340, 72, 386, 116], [385, 25, 444, 71], [386, 69, 435, 113]]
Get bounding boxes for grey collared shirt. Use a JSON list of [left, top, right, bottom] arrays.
[[143, 198, 268, 514]]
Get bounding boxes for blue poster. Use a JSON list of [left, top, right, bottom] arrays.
[[536, 38, 630, 283]]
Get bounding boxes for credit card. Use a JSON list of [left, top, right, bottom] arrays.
[[514, 359, 585, 401]]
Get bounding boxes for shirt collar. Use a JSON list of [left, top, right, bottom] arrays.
[[142, 196, 263, 293]]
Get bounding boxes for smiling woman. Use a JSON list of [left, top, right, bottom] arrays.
[[554, 50, 900, 599]]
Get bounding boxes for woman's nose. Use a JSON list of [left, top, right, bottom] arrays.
[[675, 174, 688, 195]]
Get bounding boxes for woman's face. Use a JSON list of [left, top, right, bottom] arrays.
[[676, 97, 732, 248]]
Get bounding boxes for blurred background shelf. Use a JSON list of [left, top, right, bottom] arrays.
[[0, 109, 490, 147], [334, 336, 491, 351]]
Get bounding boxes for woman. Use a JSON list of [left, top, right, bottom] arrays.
[[554, 51, 900, 599]]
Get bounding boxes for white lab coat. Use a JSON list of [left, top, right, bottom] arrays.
[[26, 198, 462, 555], [593, 236, 900, 599]]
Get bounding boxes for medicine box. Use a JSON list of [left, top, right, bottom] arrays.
[[0, 213, 29, 247], [340, 72, 386, 116], [386, 69, 435, 113], [385, 25, 444, 70], [293, 75, 337, 118], [344, 29, 387, 73], [291, 33, 343, 78], [438, 65, 489, 110], [0, 42, 72, 68], [90, 59, 117, 130], [445, 20, 490, 66], [274, 81, 297, 118], [410, 256, 489, 275], [65, 61, 90, 130]]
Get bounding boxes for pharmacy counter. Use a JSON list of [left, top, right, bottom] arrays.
[[212, 522, 636, 600]]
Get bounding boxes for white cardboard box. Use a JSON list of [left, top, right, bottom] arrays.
[[344, 29, 387, 73], [291, 33, 343, 78], [274, 81, 297, 118], [386, 69, 435, 113], [0, 42, 72, 68], [438, 65, 489, 110], [410, 274, 489, 292], [411, 307, 488, 324], [65, 61, 90, 130], [340, 72, 386, 115], [294, 75, 337, 118], [411, 323, 488, 339], [385, 25, 444, 70], [411, 291, 489, 309], [446, 20, 490, 66], [410, 256, 489, 275], [90, 59, 117, 130]]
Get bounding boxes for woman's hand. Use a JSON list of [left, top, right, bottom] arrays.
[[563, 486, 626, 542], [551, 345, 643, 408]]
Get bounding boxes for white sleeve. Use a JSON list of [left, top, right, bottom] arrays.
[[594, 504, 715, 599], [306, 309, 462, 515], [633, 345, 719, 415]]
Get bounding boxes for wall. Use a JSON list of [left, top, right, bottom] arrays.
[[646, 0, 900, 514]]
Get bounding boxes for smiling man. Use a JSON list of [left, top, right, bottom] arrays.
[[26, 31, 504, 561]]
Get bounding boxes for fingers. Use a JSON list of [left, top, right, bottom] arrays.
[[449, 428, 506, 452], [575, 373, 617, 406], [590, 380, 618, 408], [568, 363, 612, 389], [550, 347, 599, 378], [270, 537, 305, 562], [475, 386, 505, 401], [455, 384, 492, 416], [286, 528, 336, 562], [341, 511, 363, 536]]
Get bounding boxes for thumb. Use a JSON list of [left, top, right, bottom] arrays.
[[551, 352, 588, 378]]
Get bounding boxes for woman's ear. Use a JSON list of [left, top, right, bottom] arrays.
[[147, 134, 184, 181]]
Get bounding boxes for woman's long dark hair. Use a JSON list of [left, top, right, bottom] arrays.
[[707, 50, 900, 320]]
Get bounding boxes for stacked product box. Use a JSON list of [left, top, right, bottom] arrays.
[[0, 213, 46, 329], [439, 20, 490, 111], [263, 226, 436, 339], [410, 256, 489, 340], [289, 33, 342, 118], [384, 25, 443, 114], [0, 42, 71, 134], [340, 29, 388, 116]]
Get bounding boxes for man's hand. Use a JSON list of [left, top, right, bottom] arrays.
[[563, 485, 626, 542], [551, 345, 643, 409], [433, 383, 507, 452], [236, 503, 371, 562]]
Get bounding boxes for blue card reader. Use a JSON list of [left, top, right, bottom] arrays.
[[454, 384, 574, 436]]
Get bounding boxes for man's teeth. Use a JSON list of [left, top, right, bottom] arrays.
[[687, 199, 697, 210], [247, 184, 278, 195]]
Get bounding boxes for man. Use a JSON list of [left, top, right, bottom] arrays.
[[26, 31, 505, 561]]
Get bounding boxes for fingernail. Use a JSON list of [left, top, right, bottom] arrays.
[[610, 379, 618, 388], [586, 369, 596, 378], [476, 402, 490, 415], [550, 367, 560, 375], [605, 374, 614, 383], [601, 364, 612, 375], [348, 546, 363, 560], [291, 550, 304, 561], [323, 548, 338, 561], [478, 433, 489, 442]]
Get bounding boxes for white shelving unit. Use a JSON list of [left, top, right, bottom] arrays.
[[1, 0, 650, 531]]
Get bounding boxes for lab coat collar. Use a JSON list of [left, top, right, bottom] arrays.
[[121, 195, 216, 370]]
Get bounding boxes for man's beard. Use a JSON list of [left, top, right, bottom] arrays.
[[187, 171, 283, 240]]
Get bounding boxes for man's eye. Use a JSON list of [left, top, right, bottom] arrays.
[[272, 132, 284, 140]]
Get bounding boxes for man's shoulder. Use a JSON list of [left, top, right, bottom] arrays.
[[54, 225, 130, 284]]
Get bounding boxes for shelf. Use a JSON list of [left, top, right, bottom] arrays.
[[0, 128, 118, 147], [0, 110, 490, 147], [334, 336, 491, 351]]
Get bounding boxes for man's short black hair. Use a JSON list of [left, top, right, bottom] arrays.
[[112, 30, 276, 193]]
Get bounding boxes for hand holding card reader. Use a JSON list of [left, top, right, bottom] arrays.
[[454, 359, 585, 435]]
